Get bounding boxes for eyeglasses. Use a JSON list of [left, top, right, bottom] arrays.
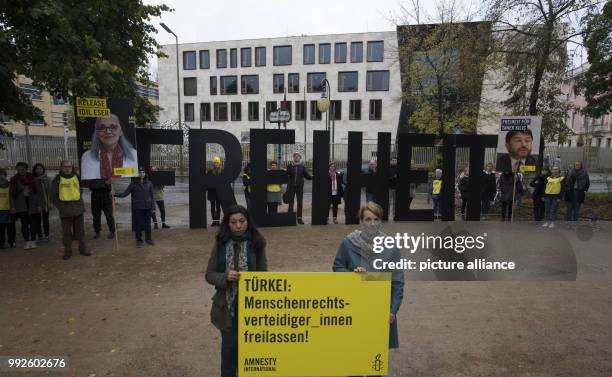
[[95, 124, 120, 132]]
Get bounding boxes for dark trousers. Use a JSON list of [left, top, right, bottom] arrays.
[[501, 201, 513, 220], [533, 197, 545, 221], [267, 202, 278, 214], [329, 201, 339, 219], [209, 198, 221, 222], [14, 212, 36, 242], [245, 197, 252, 213], [91, 190, 115, 233], [433, 199, 440, 216], [152, 200, 166, 224], [220, 314, 238, 377], [61, 214, 85, 254], [460, 198, 468, 216], [36, 210, 49, 238], [287, 185, 304, 218], [481, 198, 491, 215], [29, 213, 41, 240], [134, 209, 152, 242], [566, 199, 582, 222], [0, 222, 16, 246]]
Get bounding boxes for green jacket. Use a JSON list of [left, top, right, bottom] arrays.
[[50, 173, 85, 218], [205, 239, 267, 330]]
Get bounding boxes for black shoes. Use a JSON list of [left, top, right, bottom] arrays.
[[162, 223, 170, 229], [79, 250, 92, 256], [146, 239, 155, 246], [136, 240, 144, 248], [62, 253, 71, 260], [297, 218, 304, 225], [93, 232, 100, 239], [107, 232, 115, 240], [153, 222, 159, 230]]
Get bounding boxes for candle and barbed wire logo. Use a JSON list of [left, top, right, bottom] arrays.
[[372, 353, 383, 372]]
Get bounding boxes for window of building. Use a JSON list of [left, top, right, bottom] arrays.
[[335, 43, 347, 63], [255, 47, 266, 66], [241, 75, 259, 94], [367, 41, 384, 62], [307, 72, 326, 92], [53, 93, 66, 105], [241, 48, 252, 67], [220, 76, 238, 95], [304, 44, 315, 64], [295, 101, 306, 121], [19, 84, 42, 101], [184, 103, 195, 121], [338, 71, 358, 92], [366, 70, 390, 91], [200, 103, 211, 122], [210, 77, 217, 95], [183, 77, 197, 96], [349, 100, 361, 120], [288, 73, 299, 93], [214, 103, 228, 121], [273, 74, 285, 93], [369, 99, 382, 120], [266, 101, 278, 121], [216, 49, 227, 68], [248, 102, 259, 121], [183, 51, 196, 70], [230, 48, 237, 68], [199, 50, 210, 69], [231, 102, 241, 121], [351, 42, 363, 63], [331, 100, 341, 120], [319, 43, 331, 64], [273, 45, 292, 66], [310, 100, 322, 120]]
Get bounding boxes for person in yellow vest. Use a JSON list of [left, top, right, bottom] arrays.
[[0, 168, 16, 248], [207, 156, 223, 226], [50, 160, 91, 260], [542, 166, 565, 229], [242, 163, 252, 213], [266, 161, 282, 214], [427, 169, 443, 219]]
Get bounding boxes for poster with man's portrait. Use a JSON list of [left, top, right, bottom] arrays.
[[75, 98, 138, 181], [495, 116, 542, 173]]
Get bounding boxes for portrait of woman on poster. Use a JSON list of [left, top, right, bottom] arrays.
[[80, 114, 138, 180]]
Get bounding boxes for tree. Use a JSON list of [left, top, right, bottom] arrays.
[[485, 0, 602, 143], [0, 0, 170, 124], [395, 0, 493, 138], [576, 0, 612, 117]]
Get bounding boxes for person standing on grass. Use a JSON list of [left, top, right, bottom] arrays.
[[205, 205, 267, 377], [32, 163, 51, 242], [542, 166, 565, 229], [530, 166, 550, 222], [242, 163, 252, 213], [266, 161, 282, 214], [428, 169, 443, 219], [498, 171, 523, 221], [327, 162, 344, 224], [49, 160, 91, 260], [0, 168, 16, 249], [458, 167, 470, 220], [286, 151, 312, 224], [89, 176, 116, 240], [564, 160, 590, 223], [114, 167, 155, 248], [9, 162, 40, 249]]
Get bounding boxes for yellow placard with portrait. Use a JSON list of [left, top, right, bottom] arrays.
[[114, 167, 136, 177], [238, 272, 391, 376]]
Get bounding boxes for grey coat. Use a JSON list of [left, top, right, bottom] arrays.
[[333, 236, 405, 349], [115, 179, 155, 210], [205, 240, 267, 331], [34, 175, 51, 211], [9, 175, 40, 215]]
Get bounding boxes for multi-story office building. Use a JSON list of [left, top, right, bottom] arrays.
[[158, 31, 402, 143]]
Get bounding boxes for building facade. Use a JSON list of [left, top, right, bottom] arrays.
[[157, 31, 402, 144]]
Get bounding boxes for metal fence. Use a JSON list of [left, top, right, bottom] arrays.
[[1, 135, 611, 173]]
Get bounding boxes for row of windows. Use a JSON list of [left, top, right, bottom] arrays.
[[182, 71, 390, 96], [182, 41, 384, 70], [183, 99, 383, 122]]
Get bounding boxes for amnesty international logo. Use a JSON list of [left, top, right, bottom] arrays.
[[372, 353, 383, 372]]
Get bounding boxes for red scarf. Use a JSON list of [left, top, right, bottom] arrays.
[[329, 170, 336, 182], [10, 172, 36, 193], [100, 147, 124, 179]]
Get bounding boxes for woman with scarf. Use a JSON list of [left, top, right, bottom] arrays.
[[564, 160, 590, 223], [327, 162, 344, 224], [32, 163, 51, 242], [9, 162, 40, 249], [332, 202, 404, 376], [80, 114, 138, 180], [205, 205, 267, 377]]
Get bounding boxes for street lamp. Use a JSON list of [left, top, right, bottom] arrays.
[[316, 78, 334, 159], [160, 22, 181, 127]]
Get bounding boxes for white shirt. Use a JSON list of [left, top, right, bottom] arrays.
[[80, 148, 138, 180]]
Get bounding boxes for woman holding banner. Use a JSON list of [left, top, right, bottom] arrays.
[[205, 205, 267, 377], [81, 114, 138, 180], [332, 202, 405, 372]]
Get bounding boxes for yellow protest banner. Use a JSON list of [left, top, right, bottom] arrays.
[[76, 106, 110, 118], [238, 272, 391, 376], [76, 97, 107, 108], [520, 165, 537, 172], [113, 167, 136, 176]]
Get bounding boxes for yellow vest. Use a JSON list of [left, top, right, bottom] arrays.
[[59, 176, 81, 201], [545, 176, 564, 195], [0, 186, 9, 210], [432, 179, 442, 195], [267, 184, 281, 193]]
